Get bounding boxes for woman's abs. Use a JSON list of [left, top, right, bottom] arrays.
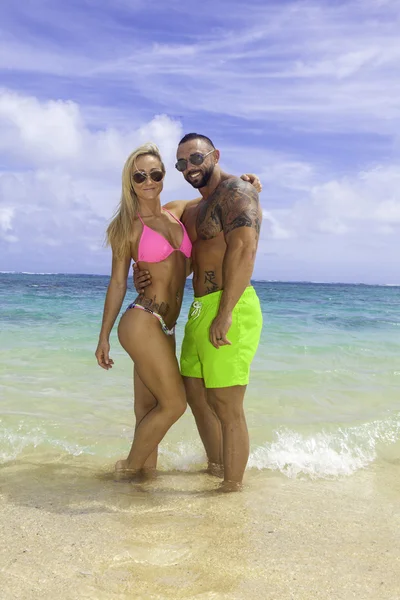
[[131, 287, 181, 329], [130, 255, 187, 327]]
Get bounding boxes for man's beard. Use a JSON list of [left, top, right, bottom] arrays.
[[185, 165, 214, 188]]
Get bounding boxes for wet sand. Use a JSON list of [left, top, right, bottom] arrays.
[[1, 454, 399, 600]]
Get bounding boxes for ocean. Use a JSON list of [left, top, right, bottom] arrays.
[[1, 272, 399, 476], [1, 272, 399, 599]]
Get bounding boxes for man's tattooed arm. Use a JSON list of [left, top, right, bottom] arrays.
[[220, 178, 261, 237], [216, 179, 262, 317]]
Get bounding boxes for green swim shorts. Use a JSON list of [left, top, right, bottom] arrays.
[[180, 286, 263, 388]]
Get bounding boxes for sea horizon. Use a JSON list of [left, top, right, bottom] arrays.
[[1, 270, 399, 287]]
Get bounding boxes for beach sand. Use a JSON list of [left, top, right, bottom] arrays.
[[1, 454, 399, 600]]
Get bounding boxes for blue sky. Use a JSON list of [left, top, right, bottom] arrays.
[[0, 0, 399, 282]]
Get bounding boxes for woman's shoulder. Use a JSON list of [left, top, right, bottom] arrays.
[[125, 215, 142, 245]]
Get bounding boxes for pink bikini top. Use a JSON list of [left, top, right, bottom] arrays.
[[137, 208, 192, 263]]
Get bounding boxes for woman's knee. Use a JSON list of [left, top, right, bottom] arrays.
[[134, 398, 157, 420], [173, 399, 187, 420], [164, 398, 187, 423]]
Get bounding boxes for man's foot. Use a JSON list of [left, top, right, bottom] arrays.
[[217, 480, 243, 493], [206, 462, 224, 478]]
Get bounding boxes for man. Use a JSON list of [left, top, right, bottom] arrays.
[[135, 133, 263, 491]]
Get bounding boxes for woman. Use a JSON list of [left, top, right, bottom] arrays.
[[95, 142, 260, 479]]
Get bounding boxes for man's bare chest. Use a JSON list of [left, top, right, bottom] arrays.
[[183, 202, 222, 242], [195, 199, 223, 241]]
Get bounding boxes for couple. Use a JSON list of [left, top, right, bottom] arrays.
[[95, 133, 263, 492]]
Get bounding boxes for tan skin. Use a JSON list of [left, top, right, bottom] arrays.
[[95, 152, 261, 479], [135, 139, 262, 491], [95, 154, 188, 477]]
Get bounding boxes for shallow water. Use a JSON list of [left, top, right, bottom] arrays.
[[1, 452, 399, 599], [1, 273, 400, 599], [1, 273, 399, 479]]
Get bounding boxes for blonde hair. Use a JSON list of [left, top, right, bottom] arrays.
[[106, 142, 166, 258]]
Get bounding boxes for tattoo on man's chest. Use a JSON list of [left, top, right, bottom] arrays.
[[204, 270, 220, 294], [195, 179, 261, 240], [196, 200, 222, 240]]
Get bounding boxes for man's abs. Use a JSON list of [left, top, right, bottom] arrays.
[[191, 235, 226, 297]]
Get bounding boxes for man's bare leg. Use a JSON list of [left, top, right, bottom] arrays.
[[184, 376, 223, 476], [207, 385, 248, 491]]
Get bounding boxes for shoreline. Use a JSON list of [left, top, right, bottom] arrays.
[[1, 454, 399, 600]]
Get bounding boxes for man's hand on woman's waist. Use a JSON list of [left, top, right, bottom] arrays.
[[133, 263, 152, 294]]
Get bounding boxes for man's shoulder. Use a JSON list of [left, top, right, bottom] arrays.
[[216, 176, 258, 202], [218, 175, 257, 193]]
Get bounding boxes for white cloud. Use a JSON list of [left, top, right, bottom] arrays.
[[1, 0, 400, 282], [262, 210, 293, 240], [307, 166, 400, 231], [0, 90, 183, 176], [0, 206, 14, 232], [258, 164, 400, 242], [1, 86, 399, 281], [0, 89, 190, 272], [3, 1, 400, 133], [0, 206, 17, 243], [66, 1, 400, 134], [253, 163, 400, 282]]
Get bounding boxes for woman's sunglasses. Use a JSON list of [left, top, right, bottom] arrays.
[[175, 149, 215, 172], [132, 170, 164, 184]]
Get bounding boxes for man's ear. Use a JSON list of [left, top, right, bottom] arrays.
[[213, 149, 221, 163]]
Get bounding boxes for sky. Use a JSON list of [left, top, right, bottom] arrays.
[[0, 0, 399, 283]]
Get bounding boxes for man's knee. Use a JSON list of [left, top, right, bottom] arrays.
[[207, 386, 246, 422], [213, 402, 243, 423], [184, 377, 207, 410]]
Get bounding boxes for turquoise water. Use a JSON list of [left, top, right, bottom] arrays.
[[1, 273, 399, 478]]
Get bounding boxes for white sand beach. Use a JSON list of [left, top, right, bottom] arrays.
[[1, 454, 399, 600]]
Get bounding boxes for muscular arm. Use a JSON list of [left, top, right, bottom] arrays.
[[209, 180, 261, 347], [163, 171, 261, 221], [219, 181, 261, 314]]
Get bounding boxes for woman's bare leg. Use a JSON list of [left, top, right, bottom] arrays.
[[116, 309, 186, 474], [128, 332, 176, 471], [133, 367, 158, 471]]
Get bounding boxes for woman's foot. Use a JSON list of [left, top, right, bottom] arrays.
[[114, 459, 141, 481], [206, 462, 224, 478], [114, 460, 157, 482]]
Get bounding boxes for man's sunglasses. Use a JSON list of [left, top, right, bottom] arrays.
[[132, 170, 164, 184], [175, 149, 215, 172]]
